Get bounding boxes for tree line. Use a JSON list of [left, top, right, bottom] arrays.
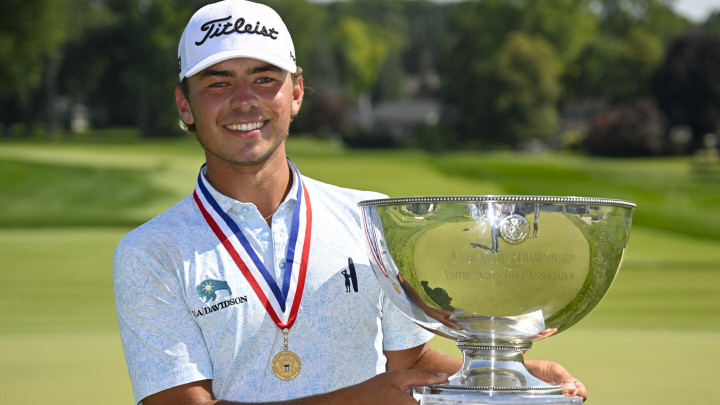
[[2, 0, 720, 155]]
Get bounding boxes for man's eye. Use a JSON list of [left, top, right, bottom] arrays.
[[209, 82, 227, 88], [257, 77, 274, 84]]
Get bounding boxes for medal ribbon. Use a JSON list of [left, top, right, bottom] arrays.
[[193, 160, 311, 329]]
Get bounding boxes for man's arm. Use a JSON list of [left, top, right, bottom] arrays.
[[385, 342, 461, 374], [142, 371, 450, 405], [141, 345, 585, 404]]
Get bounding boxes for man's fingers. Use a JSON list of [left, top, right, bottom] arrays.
[[541, 361, 588, 400], [563, 378, 588, 401], [526, 360, 587, 401]]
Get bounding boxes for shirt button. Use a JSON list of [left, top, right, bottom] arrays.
[[241, 207, 250, 214], [279, 261, 286, 270]]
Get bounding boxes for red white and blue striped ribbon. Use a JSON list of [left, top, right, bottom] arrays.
[[193, 160, 311, 329], [361, 208, 389, 278]]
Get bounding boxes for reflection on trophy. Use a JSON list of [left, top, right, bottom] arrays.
[[359, 196, 635, 404]]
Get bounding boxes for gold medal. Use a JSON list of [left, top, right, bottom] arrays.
[[273, 328, 301, 380], [272, 350, 301, 380]]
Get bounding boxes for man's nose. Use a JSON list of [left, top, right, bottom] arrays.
[[231, 84, 258, 110]]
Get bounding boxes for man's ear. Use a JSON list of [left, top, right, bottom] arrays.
[[290, 76, 304, 117], [175, 87, 195, 126]]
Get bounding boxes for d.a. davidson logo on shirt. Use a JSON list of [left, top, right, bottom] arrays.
[[192, 279, 247, 317]]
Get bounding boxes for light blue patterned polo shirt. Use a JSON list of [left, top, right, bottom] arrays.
[[113, 164, 433, 403]]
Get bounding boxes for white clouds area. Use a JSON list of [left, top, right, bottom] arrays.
[[674, 0, 720, 21]]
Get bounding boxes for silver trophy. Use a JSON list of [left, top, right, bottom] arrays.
[[359, 196, 635, 404]]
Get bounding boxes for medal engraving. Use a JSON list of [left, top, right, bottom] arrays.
[[272, 350, 301, 380]]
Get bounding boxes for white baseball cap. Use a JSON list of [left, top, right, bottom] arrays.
[[178, 0, 297, 81]]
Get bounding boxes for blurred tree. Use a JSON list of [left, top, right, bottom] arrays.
[[585, 98, 664, 156], [640, 0, 691, 42], [617, 27, 664, 94], [568, 27, 661, 101], [565, 36, 621, 99], [594, 0, 676, 36], [439, 0, 523, 147], [494, 31, 563, 146], [329, 0, 408, 101], [520, 0, 598, 64], [60, 0, 202, 137], [594, 0, 688, 40], [702, 10, 720, 32], [0, 0, 70, 137], [651, 32, 720, 151], [334, 16, 401, 130], [399, 0, 452, 98]]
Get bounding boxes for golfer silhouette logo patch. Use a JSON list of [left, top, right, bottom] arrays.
[[196, 279, 232, 303], [341, 258, 359, 293]]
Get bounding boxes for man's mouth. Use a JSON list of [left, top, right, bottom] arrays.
[[224, 121, 265, 131]]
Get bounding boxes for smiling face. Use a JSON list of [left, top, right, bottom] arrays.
[[175, 58, 304, 168]]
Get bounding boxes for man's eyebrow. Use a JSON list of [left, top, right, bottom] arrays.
[[248, 64, 283, 75], [200, 69, 234, 78], [198, 64, 283, 78]]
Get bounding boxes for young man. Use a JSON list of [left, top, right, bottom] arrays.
[[113, 1, 587, 404]]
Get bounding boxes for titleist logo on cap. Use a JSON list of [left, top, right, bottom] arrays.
[[195, 15, 279, 46]]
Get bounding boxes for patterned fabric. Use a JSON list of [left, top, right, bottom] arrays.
[[113, 166, 433, 403]]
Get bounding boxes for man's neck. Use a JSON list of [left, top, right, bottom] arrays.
[[203, 151, 293, 221]]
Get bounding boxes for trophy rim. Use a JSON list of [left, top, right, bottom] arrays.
[[358, 195, 636, 209]]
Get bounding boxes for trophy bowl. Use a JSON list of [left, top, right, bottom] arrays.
[[359, 196, 635, 404]]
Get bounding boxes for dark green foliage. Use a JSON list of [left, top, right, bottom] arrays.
[[584, 98, 664, 156], [651, 32, 720, 151], [2, 0, 719, 153]]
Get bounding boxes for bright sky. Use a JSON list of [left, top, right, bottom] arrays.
[[674, 0, 720, 21]]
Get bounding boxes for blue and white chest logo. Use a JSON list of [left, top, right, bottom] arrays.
[[192, 279, 248, 318], [196, 279, 232, 303]]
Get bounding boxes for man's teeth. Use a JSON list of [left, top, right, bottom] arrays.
[[226, 122, 264, 131]]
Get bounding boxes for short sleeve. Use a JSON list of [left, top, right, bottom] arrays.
[[380, 291, 434, 351], [113, 236, 212, 404]]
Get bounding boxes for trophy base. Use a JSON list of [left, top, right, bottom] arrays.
[[421, 339, 581, 404], [417, 386, 582, 405]]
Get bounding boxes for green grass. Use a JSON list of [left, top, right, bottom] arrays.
[[0, 160, 172, 227], [0, 332, 133, 404], [1, 136, 718, 404], [0, 228, 124, 334], [431, 152, 720, 240]]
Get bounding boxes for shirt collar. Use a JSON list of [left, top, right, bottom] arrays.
[[199, 162, 299, 214]]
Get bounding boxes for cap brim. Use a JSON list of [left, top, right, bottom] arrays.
[[184, 49, 297, 79]]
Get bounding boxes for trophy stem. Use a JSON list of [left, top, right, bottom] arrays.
[[449, 340, 555, 391]]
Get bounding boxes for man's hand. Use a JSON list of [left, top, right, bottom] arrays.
[[525, 359, 588, 401], [347, 369, 450, 405]]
